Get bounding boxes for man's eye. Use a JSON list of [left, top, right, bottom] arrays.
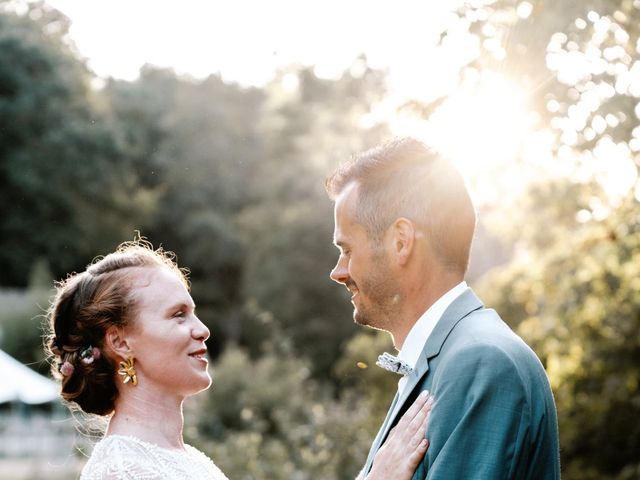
[[173, 311, 185, 318]]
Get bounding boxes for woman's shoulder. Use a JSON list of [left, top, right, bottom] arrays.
[[183, 443, 229, 479], [80, 435, 170, 480], [80, 435, 228, 480], [87, 434, 149, 453]]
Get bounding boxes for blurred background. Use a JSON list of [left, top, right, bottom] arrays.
[[0, 0, 639, 478]]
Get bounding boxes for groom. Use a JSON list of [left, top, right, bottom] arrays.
[[326, 138, 560, 479]]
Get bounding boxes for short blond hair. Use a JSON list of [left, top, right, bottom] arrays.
[[326, 138, 476, 274]]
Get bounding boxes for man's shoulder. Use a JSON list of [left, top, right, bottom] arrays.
[[441, 308, 545, 376], [447, 307, 518, 346]]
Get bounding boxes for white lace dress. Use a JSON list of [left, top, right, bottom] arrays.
[[80, 435, 229, 480]]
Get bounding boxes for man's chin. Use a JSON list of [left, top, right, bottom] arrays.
[[354, 311, 376, 328], [354, 315, 369, 327], [354, 309, 392, 333]]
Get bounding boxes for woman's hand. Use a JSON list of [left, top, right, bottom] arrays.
[[365, 390, 433, 480]]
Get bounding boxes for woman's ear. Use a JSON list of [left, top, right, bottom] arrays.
[[105, 326, 132, 360], [390, 217, 416, 265]]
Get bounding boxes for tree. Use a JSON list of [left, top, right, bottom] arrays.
[[0, 2, 158, 286], [192, 344, 378, 480], [237, 61, 391, 376], [479, 192, 640, 479], [101, 67, 266, 355], [425, 1, 640, 477]]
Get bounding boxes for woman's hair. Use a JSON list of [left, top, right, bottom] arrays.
[[44, 239, 188, 415]]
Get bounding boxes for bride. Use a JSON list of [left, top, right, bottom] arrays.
[[46, 241, 431, 479]]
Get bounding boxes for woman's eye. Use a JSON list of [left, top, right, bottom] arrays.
[[173, 311, 185, 318]]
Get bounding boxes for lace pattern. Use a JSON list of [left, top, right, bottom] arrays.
[[80, 435, 229, 480]]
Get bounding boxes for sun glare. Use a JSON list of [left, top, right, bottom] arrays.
[[393, 72, 533, 176], [387, 72, 537, 204]]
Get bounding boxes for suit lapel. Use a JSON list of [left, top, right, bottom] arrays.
[[364, 288, 484, 473], [389, 289, 484, 422]]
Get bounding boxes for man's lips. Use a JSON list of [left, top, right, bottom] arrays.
[[188, 348, 208, 360], [345, 281, 358, 298]]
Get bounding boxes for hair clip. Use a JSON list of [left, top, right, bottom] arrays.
[[80, 346, 101, 365], [60, 361, 75, 377]]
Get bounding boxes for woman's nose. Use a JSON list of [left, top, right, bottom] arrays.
[[192, 316, 210, 341]]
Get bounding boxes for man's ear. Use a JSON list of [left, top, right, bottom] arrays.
[[389, 217, 416, 265], [105, 326, 132, 360]]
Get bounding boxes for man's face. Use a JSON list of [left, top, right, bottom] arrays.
[[330, 183, 399, 331]]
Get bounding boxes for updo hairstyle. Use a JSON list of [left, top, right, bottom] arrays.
[[45, 240, 188, 415]]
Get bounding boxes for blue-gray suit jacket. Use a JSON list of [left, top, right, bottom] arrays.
[[364, 288, 560, 479]]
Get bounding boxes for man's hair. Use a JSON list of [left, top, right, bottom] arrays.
[[325, 137, 476, 274]]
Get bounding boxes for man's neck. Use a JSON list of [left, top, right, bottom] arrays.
[[392, 272, 464, 350]]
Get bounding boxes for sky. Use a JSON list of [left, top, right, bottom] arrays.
[[44, 0, 465, 98], [35, 0, 539, 200], [29, 0, 640, 203]]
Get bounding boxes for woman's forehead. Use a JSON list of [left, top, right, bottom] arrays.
[[128, 266, 190, 305]]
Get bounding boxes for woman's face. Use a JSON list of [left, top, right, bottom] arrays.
[[123, 266, 211, 398]]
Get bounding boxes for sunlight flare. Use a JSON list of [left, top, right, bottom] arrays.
[[390, 72, 535, 181]]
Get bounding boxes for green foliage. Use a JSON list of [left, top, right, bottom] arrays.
[[333, 331, 397, 425], [0, 258, 54, 373], [0, 1, 390, 373], [0, 3, 159, 286], [0, 287, 50, 373], [3, 0, 639, 477], [479, 195, 640, 478], [428, 2, 640, 476], [190, 345, 376, 480], [0, 6, 394, 476], [236, 64, 389, 375]]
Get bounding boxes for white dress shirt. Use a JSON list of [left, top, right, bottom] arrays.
[[396, 281, 468, 394]]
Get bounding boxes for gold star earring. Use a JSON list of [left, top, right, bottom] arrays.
[[118, 356, 137, 386]]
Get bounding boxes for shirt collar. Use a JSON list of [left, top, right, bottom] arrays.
[[397, 281, 468, 368]]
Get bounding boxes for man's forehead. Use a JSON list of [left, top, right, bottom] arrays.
[[334, 183, 360, 221], [335, 181, 359, 205]]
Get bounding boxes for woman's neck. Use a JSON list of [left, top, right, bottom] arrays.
[[107, 386, 186, 451]]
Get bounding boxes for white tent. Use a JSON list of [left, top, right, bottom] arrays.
[[0, 349, 59, 404]]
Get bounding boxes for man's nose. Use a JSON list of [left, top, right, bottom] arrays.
[[330, 257, 349, 284]]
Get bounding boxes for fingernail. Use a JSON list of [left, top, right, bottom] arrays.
[[420, 390, 429, 398]]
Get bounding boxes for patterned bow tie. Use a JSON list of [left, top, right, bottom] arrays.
[[376, 352, 413, 376]]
